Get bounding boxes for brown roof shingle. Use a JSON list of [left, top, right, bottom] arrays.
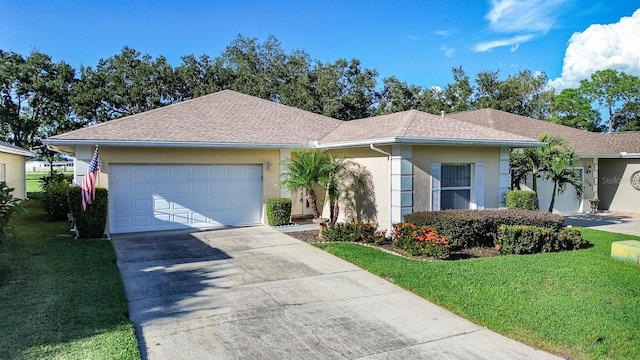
[[447, 108, 640, 156], [50, 90, 344, 146], [319, 110, 539, 146]]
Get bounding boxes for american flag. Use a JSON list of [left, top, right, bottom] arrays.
[[81, 147, 100, 212]]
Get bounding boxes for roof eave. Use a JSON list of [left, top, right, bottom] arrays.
[[0, 146, 36, 158], [41, 139, 315, 149], [317, 137, 544, 149]]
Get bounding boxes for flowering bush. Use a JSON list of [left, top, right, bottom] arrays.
[[393, 222, 451, 259], [322, 221, 387, 244]]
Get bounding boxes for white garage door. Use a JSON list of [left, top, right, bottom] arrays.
[[109, 164, 263, 234]]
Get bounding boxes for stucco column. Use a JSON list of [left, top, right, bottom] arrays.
[[279, 149, 291, 198], [499, 147, 510, 208], [391, 145, 413, 224]]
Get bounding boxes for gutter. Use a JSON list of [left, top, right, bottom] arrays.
[[369, 144, 393, 236], [620, 152, 640, 159]]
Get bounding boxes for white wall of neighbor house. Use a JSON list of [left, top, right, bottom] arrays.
[[0, 152, 28, 199], [598, 158, 640, 214]]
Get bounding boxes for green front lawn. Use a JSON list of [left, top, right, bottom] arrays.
[[0, 200, 140, 359], [316, 229, 640, 360]]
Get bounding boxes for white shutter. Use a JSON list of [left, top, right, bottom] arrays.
[[431, 163, 441, 211], [475, 163, 485, 210]]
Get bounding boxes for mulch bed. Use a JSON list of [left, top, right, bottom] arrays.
[[286, 230, 500, 260]]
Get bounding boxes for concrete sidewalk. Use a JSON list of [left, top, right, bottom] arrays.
[[112, 226, 561, 359]]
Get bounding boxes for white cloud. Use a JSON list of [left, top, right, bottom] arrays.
[[434, 30, 454, 37], [486, 0, 568, 33], [549, 9, 640, 90], [473, 34, 534, 52], [440, 45, 456, 57]]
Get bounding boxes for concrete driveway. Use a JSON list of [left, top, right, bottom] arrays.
[[111, 226, 560, 360], [565, 211, 640, 236]]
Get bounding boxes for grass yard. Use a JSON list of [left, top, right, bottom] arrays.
[[316, 229, 640, 360], [0, 200, 140, 360], [25, 172, 74, 193]]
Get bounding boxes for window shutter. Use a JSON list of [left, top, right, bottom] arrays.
[[431, 163, 441, 211], [475, 163, 485, 210]]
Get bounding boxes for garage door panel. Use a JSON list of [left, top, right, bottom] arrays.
[[209, 167, 226, 179], [134, 183, 152, 195], [113, 200, 132, 212], [154, 197, 171, 210], [134, 199, 152, 212], [192, 167, 208, 179], [173, 197, 191, 210], [173, 167, 190, 180], [153, 182, 172, 194], [244, 166, 262, 179], [112, 183, 132, 196], [134, 166, 152, 181], [192, 181, 208, 195], [110, 164, 262, 233]]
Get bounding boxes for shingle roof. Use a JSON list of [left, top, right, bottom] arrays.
[[49, 90, 344, 146], [447, 108, 640, 156], [0, 141, 35, 157], [47, 91, 542, 149], [318, 110, 539, 146]]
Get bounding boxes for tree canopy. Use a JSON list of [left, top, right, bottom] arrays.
[[2, 35, 638, 153]]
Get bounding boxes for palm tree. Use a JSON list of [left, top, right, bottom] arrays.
[[323, 157, 352, 225], [510, 133, 571, 209], [545, 151, 583, 213], [279, 149, 335, 219]]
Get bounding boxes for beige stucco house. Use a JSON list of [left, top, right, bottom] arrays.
[[0, 141, 36, 199], [43, 90, 542, 235], [450, 109, 640, 214]]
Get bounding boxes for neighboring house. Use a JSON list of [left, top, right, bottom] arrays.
[[25, 160, 74, 173], [0, 141, 36, 199], [449, 109, 640, 214], [43, 90, 542, 235]]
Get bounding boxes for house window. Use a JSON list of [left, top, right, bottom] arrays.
[[0, 163, 5, 181], [431, 162, 484, 211], [441, 164, 472, 209]]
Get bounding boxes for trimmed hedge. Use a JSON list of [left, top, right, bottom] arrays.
[[68, 186, 108, 239], [403, 209, 564, 249], [496, 225, 586, 254], [266, 198, 292, 226], [42, 181, 71, 221], [505, 190, 537, 210], [322, 221, 386, 245]]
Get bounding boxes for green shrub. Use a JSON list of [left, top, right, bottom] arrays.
[[39, 170, 73, 190], [322, 221, 386, 245], [266, 198, 292, 226], [505, 190, 537, 210], [496, 225, 586, 254], [403, 209, 564, 249], [68, 186, 108, 239], [42, 181, 71, 221], [393, 222, 450, 259], [0, 181, 22, 242], [555, 227, 588, 251]]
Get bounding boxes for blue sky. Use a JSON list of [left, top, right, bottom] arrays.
[[1, 0, 639, 90]]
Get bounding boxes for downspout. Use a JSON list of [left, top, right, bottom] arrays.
[[369, 144, 393, 237]]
